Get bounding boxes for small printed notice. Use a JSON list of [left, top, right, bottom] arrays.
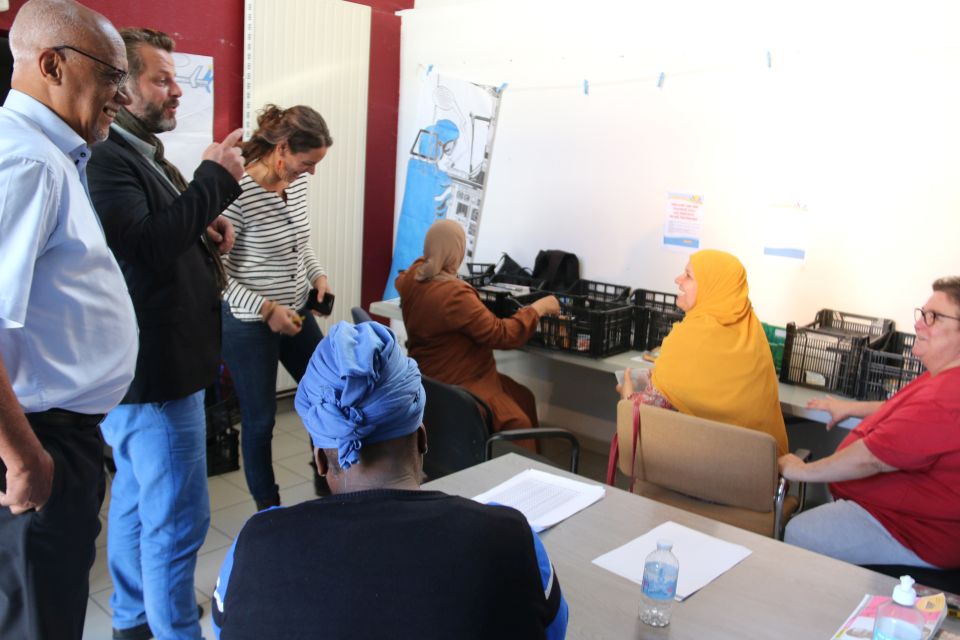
[[473, 469, 605, 532], [662, 192, 704, 253], [763, 201, 809, 263], [592, 520, 751, 600]]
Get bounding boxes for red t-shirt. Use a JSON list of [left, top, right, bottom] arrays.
[[830, 367, 960, 568]]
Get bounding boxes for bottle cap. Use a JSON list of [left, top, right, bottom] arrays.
[[656, 539, 673, 551], [892, 575, 917, 606]]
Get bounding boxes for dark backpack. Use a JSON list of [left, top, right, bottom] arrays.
[[532, 250, 580, 291]]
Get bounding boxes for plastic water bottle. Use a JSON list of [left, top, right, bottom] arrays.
[[872, 575, 925, 640], [639, 540, 679, 627]]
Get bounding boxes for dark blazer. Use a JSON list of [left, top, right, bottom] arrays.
[[88, 128, 241, 404]]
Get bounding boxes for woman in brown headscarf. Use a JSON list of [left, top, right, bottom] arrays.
[[396, 220, 560, 435]]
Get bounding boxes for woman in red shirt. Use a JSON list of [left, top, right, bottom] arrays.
[[779, 276, 960, 569]]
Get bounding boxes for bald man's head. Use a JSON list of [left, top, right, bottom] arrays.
[[8, 0, 130, 143], [10, 0, 122, 68]]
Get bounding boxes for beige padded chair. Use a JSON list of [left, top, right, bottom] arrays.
[[615, 400, 806, 540]]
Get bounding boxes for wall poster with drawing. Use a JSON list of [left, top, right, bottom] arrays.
[[383, 69, 502, 300], [156, 52, 214, 177]]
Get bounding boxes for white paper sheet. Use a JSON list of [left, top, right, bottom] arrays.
[[473, 469, 605, 532], [592, 521, 752, 600]]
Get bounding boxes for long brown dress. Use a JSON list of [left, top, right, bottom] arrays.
[[396, 258, 541, 433]]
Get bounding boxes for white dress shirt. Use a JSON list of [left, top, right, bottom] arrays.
[[0, 90, 138, 414]]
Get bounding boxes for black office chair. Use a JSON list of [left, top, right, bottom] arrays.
[[351, 306, 373, 324], [420, 375, 580, 480], [861, 564, 960, 596]]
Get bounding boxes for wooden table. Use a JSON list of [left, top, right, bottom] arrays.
[[424, 454, 956, 639]]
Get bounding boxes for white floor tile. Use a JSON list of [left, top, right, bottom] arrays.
[[278, 479, 319, 508], [270, 431, 312, 461], [207, 476, 252, 511], [82, 596, 113, 639], [209, 500, 257, 540]]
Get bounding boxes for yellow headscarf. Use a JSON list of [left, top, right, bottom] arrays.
[[651, 250, 788, 455]]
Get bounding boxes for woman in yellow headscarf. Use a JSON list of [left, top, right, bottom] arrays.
[[619, 249, 788, 455]]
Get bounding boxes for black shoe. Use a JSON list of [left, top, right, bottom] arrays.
[[111, 605, 203, 639], [112, 622, 152, 640]]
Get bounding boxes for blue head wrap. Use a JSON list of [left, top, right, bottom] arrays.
[[294, 321, 425, 470]]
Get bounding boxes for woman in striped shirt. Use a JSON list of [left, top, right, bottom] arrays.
[[221, 104, 333, 510]]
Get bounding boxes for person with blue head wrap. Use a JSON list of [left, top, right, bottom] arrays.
[[295, 321, 425, 470], [212, 321, 569, 640]]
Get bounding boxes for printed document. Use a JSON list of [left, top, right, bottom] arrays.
[[474, 469, 605, 532]]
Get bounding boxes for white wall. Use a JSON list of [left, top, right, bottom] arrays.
[[398, 0, 960, 331]]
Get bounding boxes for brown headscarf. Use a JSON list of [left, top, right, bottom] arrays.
[[415, 220, 466, 282]]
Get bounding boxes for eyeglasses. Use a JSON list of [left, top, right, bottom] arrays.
[[51, 44, 128, 88], [915, 307, 960, 326]]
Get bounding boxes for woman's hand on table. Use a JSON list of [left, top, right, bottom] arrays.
[[806, 395, 857, 431]]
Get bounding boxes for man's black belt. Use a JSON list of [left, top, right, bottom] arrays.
[[25, 409, 106, 428]]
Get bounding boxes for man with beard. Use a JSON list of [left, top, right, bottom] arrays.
[[87, 27, 244, 640]]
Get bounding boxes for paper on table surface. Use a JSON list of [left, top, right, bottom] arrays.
[[473, 469, 605, 532], [592, 521, 752, 600]]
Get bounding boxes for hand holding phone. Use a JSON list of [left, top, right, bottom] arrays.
[[306, 289, 335, 316]]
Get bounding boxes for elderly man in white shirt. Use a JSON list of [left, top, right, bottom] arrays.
[[0, 1, 139, 639]]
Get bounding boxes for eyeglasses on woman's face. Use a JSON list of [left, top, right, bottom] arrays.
[[915, 307, 960, 327]]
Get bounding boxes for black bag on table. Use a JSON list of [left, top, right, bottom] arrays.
[[532, 250, 580, 291]]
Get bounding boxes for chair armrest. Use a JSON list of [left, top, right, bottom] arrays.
[[485, 429, 580, 473]]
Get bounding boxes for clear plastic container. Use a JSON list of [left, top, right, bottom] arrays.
[[872, 575, 925, 640], [639, 540, 679, 627]]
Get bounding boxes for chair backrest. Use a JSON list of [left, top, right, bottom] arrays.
[[420, 376, 493, 480], [351, 306, 373, 324], [636, 404, 778, 513]]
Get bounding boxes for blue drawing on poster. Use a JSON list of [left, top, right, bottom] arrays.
[[382, 118, 461, 300]]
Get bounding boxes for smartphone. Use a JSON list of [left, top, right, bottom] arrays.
[[306, 290, 335, 316]]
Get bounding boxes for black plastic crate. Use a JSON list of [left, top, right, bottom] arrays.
[[206, 396, 241, 476], [780, 322, 870, 396], [474, 273, 549, 318], [857, 332, 924, 401], [562, 279, 631, 304], [207, 427, 240, 477], [529, 298, 633, 358], [634, 307, 684, 351], [812, 308, 895, 339], [630, 289, 683, 350], [459, 262, 496, 288]]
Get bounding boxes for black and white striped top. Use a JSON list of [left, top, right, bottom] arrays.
[[222, 174, 326, 321]]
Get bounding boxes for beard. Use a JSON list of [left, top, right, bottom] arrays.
[[134, 99, 178, 134]]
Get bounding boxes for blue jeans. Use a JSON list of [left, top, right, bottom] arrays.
[[221, 303, 323, 506], [785, 499, 937, 567], [101, 391, 210, 639]]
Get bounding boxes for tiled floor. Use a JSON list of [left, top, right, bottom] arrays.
[[82, 398, 609, 639]]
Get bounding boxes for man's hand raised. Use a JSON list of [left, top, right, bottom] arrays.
[[203, 128, 245, 181]]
